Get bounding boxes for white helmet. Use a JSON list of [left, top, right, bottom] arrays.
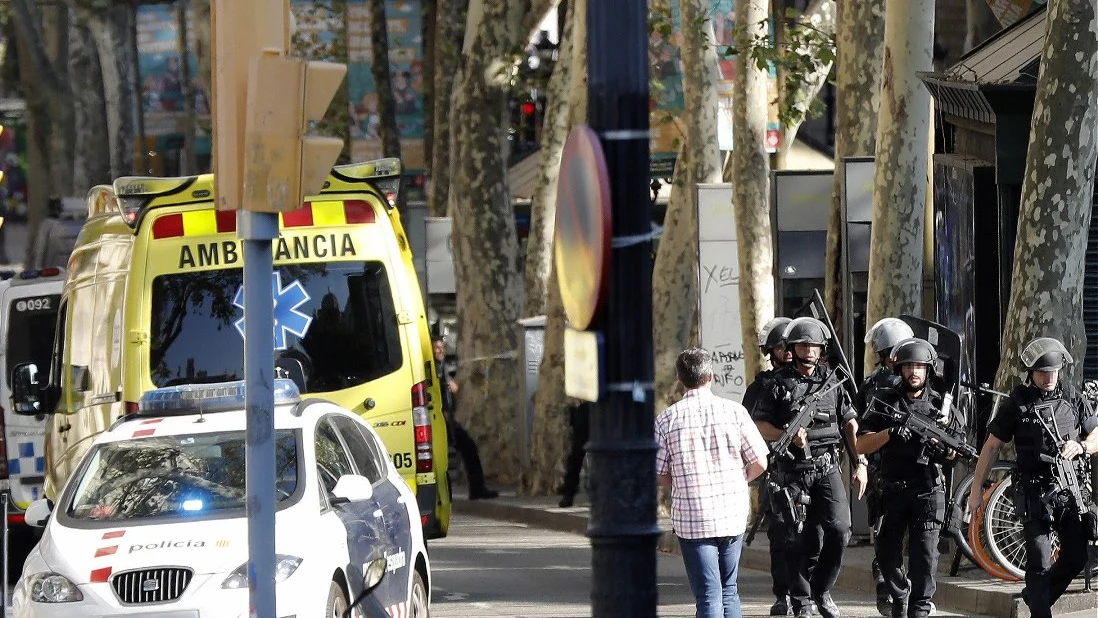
[[864, 318, 914, 354]]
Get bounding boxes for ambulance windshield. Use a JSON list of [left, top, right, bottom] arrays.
[[65, 430, 299, 522], [148, 261, 403, 392]]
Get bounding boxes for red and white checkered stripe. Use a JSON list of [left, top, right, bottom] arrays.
[[386, 601, 407, 618]]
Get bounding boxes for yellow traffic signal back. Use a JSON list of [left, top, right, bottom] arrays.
[[241, 53, 346, 213]]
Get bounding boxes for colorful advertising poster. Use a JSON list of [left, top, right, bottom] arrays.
[[347, 0, 426, 171], [136, 4, 210, 136], [648, 0, 781, 177]]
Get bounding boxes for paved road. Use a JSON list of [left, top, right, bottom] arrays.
[[427, 515, 990, 618]]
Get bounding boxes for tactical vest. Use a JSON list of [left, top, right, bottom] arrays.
[[1010, 384, 1083, 477], [874, 389, 947, 484], [859, 366, 901, 415], [773, 367, 844, 453]]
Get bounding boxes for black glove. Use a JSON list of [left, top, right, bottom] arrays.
[[889, 425, 913, 443]]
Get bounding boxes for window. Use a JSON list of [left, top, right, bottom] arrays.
[[6, 293, 61, 388], [64, 430, 299, 522], [148, 262, 403, 392], [315, 419, 355, 494], [332, 416, 385, 484]]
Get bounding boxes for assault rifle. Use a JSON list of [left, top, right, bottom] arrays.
[[1034, 406, 1090, 521], [771, 375, 850, 460], [1034, 405, 1095, 591], [869, 397, 977, 463]]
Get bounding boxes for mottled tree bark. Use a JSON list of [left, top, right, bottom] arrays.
[[427, 0, 466, 217], [731, 0, 775, 380], [823, 0, 884, 355], [864, 0, 932, 372], [449, 0, 555, 481], [653, 145, 690, 412], [994, 0, 1098, 390], [87, 4, 138, 180], [524, 263, 570, 494], [368, 0, 401, 158], [652, 0, 720, 412], [69, 7, 110, 194], [523, 0, 587, 495], [522, 0, 574, 319]]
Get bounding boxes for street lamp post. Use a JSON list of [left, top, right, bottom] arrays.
[[586, 1, 658, 617]]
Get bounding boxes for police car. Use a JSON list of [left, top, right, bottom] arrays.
[[11, 379, 430, 618]]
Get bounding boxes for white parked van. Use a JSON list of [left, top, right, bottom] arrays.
[[0, 268, 65, 575]]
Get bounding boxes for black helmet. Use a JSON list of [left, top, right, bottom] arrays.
[[758, 317, 792, 351], [864, 318, 915, 354], [1020, 337, 1073, 371], [782, 317, 830, 346], [890, 337, 937, 374]]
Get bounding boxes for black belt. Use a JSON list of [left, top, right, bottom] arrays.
[[779, 449, 838, 473], [881, 477, 939, 493]]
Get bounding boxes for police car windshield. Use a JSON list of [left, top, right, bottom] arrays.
[[149, 262, 402, 392], [66, 430, 298, 522], [6, 293, 60, 373]]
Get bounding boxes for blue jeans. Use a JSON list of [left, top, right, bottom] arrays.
[[678, 534, 744, 618]]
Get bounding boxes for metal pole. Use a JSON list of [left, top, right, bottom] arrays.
[[586, 1, 657, 616], [240, 210, 279, 618], [3, 491, 9, 610]]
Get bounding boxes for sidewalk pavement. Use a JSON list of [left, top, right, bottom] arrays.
[[451, 488, 1098, 618]]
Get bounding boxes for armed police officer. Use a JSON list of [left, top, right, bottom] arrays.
[[859, 318, 915, 617], [968, 337, 1098, 618], [753, 317, 867, 618], [858, 338, 959, 618], [744, 317, 797, 616]]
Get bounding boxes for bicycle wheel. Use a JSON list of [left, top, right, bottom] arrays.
[[984, 474, 1098, 581], [982, 476, 1034, 580], [968, 480, 1022, 582], [948, 461, 1015, 565]]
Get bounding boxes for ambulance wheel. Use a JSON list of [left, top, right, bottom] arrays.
[[411, 570, 429, 617], [326, 579, 348, 618]]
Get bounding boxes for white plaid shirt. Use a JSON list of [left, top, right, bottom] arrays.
[[655, 387, 769, 539]]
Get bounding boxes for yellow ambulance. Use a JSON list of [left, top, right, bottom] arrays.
[[30, 158, 451, 538]]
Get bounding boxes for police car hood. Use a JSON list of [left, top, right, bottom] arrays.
[[40, 512, 311, 578]]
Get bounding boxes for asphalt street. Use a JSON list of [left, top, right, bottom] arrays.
[[427, 515, 992, 618]]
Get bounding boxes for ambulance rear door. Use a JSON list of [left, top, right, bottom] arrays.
[[0, 273, 64, 512]]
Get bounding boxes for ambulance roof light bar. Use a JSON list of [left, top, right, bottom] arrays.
[[328, 158, 402, 209], [137, 379, 301, 416], [111, 176, 199, 227]]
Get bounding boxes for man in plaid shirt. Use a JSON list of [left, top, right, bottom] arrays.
[[656, 347, 770, 618]]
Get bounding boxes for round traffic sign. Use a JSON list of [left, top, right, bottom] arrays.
[[554, 126, 611, 330]]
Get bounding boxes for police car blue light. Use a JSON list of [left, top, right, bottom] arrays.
[[137, 379, 301, 414]]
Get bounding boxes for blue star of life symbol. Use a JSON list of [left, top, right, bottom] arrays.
[[233, 272, 314, 350]]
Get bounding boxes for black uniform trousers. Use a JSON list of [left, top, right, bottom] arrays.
[[775, 462, 851, 610], [447, 416, 489, 492], [1018, 486, 1089, 618], [559, 404, 590, 500], [767, 505, 823, 599], [876, 483, 945, 618]]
